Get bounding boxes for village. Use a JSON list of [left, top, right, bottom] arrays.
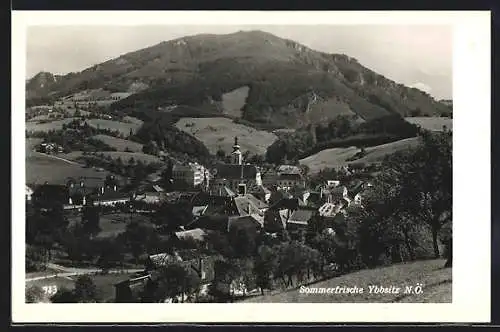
[[26, 131, 376, 303]]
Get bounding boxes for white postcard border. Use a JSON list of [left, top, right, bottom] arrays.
[[12, 10, 491, 323]]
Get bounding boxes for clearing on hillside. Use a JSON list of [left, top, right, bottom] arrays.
[[26, 138, 108, 185], [87, 119, 143, 135], [92, 134, 143, 152], [175, 117, 278, 155], [221, 86, 250, 118], [25, 118, 76, 133], [299, 137, 421, 174], [241, 259, 451, 303], [404, 117, 452, 132]]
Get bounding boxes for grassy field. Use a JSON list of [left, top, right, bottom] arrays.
[[175, 117, 278, 155], [92, 134, 143, 152], [87, 119, 143, 135], [68, 213, 152, 238], [404, 117, 453, 131], [25, 118, 76, 133], [98, 151, 162, 164], [26, 139, 101, 185], [221, 85, 250, 118], [123, 116, 144, 126], [241, 259, 451, 303], [299, 137, 421, 174]]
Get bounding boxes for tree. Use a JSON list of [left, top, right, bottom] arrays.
[[153, 202, 193, 233], [254, 245, 277, 295], [73, 275, 101, 303], [50, 287, 77, 303], [26, 285, 46, 303], [229, 227, 257, 258], [152, 263, 200, 303], [120, 221, 159, 262], [143, 141, 160, 156], [81, 205, 101, 237], [95, 238, 125, 271], [384, 130, 452, 258], [26, 244, 48, 272]]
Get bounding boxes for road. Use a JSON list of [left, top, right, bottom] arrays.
[[26, 263, 144, 282]]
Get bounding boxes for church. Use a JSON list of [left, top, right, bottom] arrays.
[[211, 137, 262, 195]]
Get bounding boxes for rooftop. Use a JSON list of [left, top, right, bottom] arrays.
[[215, 163, 259, 180]]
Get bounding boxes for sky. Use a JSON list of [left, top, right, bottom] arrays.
[[26, 25, 452, 100]]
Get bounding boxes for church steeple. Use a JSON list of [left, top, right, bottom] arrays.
[[232, 136, 242, 165]]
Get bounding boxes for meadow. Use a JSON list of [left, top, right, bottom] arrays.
[[87, 119, 143, 135], [175, 117, 278, 155], [25, 118, 76, 133], [92, 134, 144, 152], [404, 117, 452, 132], [299, 137, 421, 174]]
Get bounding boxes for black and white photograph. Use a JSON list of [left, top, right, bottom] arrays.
[[12, 11, 490, 323]]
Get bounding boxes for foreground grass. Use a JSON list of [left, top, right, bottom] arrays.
[[26, 272, 137, 302], [242, 259, 451, 303]]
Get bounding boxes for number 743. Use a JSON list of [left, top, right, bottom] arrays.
[[42, 285, 58, 296]]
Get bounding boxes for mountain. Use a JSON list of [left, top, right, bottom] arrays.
[[26, 30, 450, 128]]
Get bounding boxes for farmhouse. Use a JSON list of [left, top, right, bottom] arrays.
[[93, 188, 131, 206]]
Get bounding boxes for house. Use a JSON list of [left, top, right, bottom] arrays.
[[114, 273, 151, 303], [261, 169, 279, 188], [277, 165, 301, 175], [319, 202, 343, 217], [209, 185, 237, 198], [249, 185, 271, 203], [145, 251, 216, 292], [32, 184, 70, 207], [134, 192, 162, 204], [25, 185, 34, 201], [276, 173, 305, 191], [348, 181, 373, 206], [192, 205, 209, 218], [322, 185, 350, 205], [172, 162, 209, 189], [37, 142, 64, 154], [134, 189, 163, 204], [326, 180, 341, 187], [93, 188, 131, 206], [286, 207, 318, 229], [228, 214, 264, 233], [174, 228, 209, 243]]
